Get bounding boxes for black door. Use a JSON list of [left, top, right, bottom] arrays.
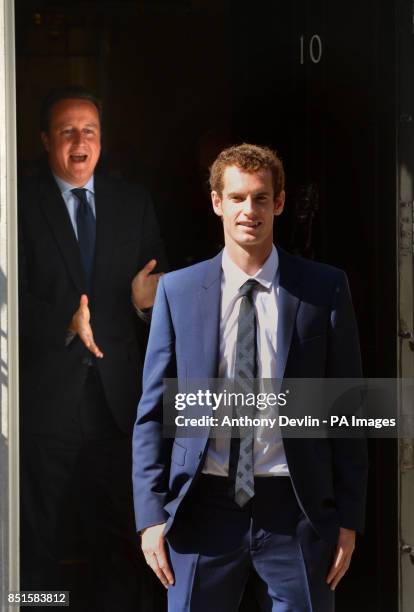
[[15, 1, 399, 610]]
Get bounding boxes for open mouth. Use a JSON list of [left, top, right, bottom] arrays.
[[237, 221, 262, 228], [70, 154, 88, 163]]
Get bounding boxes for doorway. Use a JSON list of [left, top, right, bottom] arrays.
[[14, 1, 400, 610]]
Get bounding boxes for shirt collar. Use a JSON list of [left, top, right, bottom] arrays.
[[221, 245, 278, 295], [53, 174, 95, 196]]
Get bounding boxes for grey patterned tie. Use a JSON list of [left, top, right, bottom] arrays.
[[228, 279, 258, 507]]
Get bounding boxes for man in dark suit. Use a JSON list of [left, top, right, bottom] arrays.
[[19, 86, 167, 610], [132, 143, 368, 611]]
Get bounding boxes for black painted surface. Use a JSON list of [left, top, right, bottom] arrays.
[[15, 1, 399, 610]]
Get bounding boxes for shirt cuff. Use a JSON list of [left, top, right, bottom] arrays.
[[65, 330, 77, 346], [132, 297, 152, 323]]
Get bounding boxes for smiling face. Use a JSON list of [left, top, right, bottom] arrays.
[[211, 165, 285, 258], [41, 98, 101, 186]]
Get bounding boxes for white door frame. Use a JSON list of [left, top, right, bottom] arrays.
[[0, 0, 19, 608]]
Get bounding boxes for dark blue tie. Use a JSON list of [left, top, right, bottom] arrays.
[[228, 279, 258, 507], [72, 188, 96, 292]]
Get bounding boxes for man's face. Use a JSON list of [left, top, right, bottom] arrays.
[[211, 165, 285, 252], [41, 98, 101, 186]]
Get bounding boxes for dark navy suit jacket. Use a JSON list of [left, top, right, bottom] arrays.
[[132, 247, 368, 545], [19, 170, 167, 435]]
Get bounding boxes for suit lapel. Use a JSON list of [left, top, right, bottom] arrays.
[[196, 248, 301, 380], [93, 176, 115, 297], [198, 252, 222, 378], [276, 248, 300, 380], [39, 173, 85, 293]]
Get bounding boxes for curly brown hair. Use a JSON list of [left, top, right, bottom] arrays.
[[209, 143, 285, 197]]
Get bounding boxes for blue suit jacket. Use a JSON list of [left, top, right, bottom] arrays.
[[132, 247, 368, 545]]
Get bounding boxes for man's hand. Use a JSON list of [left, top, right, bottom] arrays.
[[132, 259, 164, 310], [326, 527, 356, 591], [141, 523, 174, 588], [69, 294, 103, 358]]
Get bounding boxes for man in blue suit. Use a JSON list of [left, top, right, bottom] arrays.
[[132, 144, 368, 611]]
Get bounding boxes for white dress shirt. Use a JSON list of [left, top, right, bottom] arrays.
[[202, 245, 290, 477]]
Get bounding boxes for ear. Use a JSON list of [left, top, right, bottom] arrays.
[[274, 190, 285, 217], [211, 191, 223, 217], [41, 131, 50, 152]]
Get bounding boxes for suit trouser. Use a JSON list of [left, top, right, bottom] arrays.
[[166, 475, 335, 612], [20, 366, 155, 612]]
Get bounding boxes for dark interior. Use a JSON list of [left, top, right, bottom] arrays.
[[15, 1, 399, 610]]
